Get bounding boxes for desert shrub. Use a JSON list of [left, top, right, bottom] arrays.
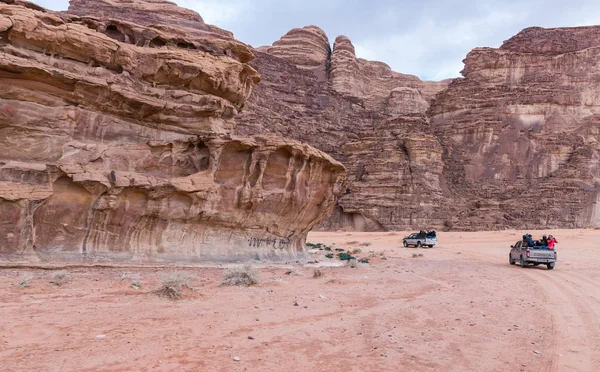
[[284, 269, 303, 276], [155, 271, 195, 300], [337, 252, 356, 261], [325, 253, 334, 259], [120, 272, 142, 288], [130, 278, 142, 289], [221, 264, 260, 287], [335, 248, 345, 252], [306, 242, 317, 248], [359, 258, 369, 264], [346, 241, 359, 245], [348, 259, 359, 268], [324, 247, 332, 251], [50, 270, 72, 286], [412, 253, 424, 258], [313, 269, 323, 278], [17, 273, 34, 288], [360, 242, 373, 247], [351, 249, 362, 254]]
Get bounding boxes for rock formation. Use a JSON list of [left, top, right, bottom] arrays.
[[237, 26, 451, 231], [429, 26, 600, 230], [0, 0, 345, 263], [239, 24, 600, 231]]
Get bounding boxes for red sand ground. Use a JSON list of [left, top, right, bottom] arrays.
[[1, 230, 599, 371]]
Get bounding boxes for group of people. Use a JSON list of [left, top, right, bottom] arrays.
[[417, 230, 436, 238], [522, 233, 558, 250]]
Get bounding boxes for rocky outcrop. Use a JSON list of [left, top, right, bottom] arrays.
[[237, 28, 450, 232], [330, 35, 443, 113], [0, 0, 345, 263], [240, 24, 600, 231], [428, 25, 600, 230], [262, 26, 331, 80]]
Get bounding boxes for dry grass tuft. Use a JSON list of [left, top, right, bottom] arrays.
[[412, 253, 424, 258], [50, 270, 72, 286], [221, 264, 260, 287], [17, 273, 34, 288], [155, 271, 195, 300], [346, 241, 359, 245], [360, 242, 373, 247], [313, 268, 323, 278], [121, 272, 142, 289]]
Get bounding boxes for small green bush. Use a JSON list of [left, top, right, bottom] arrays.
[[337, 253, 356, 261], [325, 253, 334, 259], [359, 258, 370, 264]]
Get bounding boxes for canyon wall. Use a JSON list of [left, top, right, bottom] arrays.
[[429, 26, 600, 230], [0, 0, 345, 263], [238, 25, 600, 231], [236, 26, 452, 231]]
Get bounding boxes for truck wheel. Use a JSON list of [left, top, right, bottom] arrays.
[[509, 254, 515, 265], [547, 262, 555, 270], [416, 241, 422, 248], [403, 241, 408, 248], [520, 256, 527, 268]]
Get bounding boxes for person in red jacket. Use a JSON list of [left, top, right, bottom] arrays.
[[547, 235, 558, 250]]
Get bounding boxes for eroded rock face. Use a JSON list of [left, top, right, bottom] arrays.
[[0, 0, 345, 263], [240, 24, 600, 231], [429, 25, 600, 230], [263, 26, 331, 80], [237, 28, 450, 232], [330, 35, 442, 113]]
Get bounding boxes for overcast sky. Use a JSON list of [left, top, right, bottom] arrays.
[[35, 0, 600, 80]]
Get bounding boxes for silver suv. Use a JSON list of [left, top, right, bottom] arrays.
[[403, 231, 437, 248]]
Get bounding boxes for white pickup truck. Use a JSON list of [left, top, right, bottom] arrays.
[[509, 241, 557, 270]]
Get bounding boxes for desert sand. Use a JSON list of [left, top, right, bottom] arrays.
[[1, 229, 598, 372]]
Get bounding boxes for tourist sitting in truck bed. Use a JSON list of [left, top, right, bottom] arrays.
[[522, 234, 535, 247]]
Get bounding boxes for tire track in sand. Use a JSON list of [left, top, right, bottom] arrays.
[[449, 247, 598, 372]]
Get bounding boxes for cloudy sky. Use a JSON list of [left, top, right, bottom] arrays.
[[35, 0, 600, 80]]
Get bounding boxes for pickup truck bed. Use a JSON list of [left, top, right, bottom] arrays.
[[509, 241, 557, 270]]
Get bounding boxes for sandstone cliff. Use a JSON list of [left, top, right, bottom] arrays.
[[429, 26, 600, 230], [0, 0, 345, 263], [239, 25, 600, 231], [237, 26, 451, 231]]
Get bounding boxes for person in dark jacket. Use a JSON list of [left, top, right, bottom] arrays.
[[523, 234, 535, 247]]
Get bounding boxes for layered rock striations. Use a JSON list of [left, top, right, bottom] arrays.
[[240, 24, 600, 231], [0, 0, 345, 263], [237, 27, 450, 231], [428, 26, 600, 230]]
